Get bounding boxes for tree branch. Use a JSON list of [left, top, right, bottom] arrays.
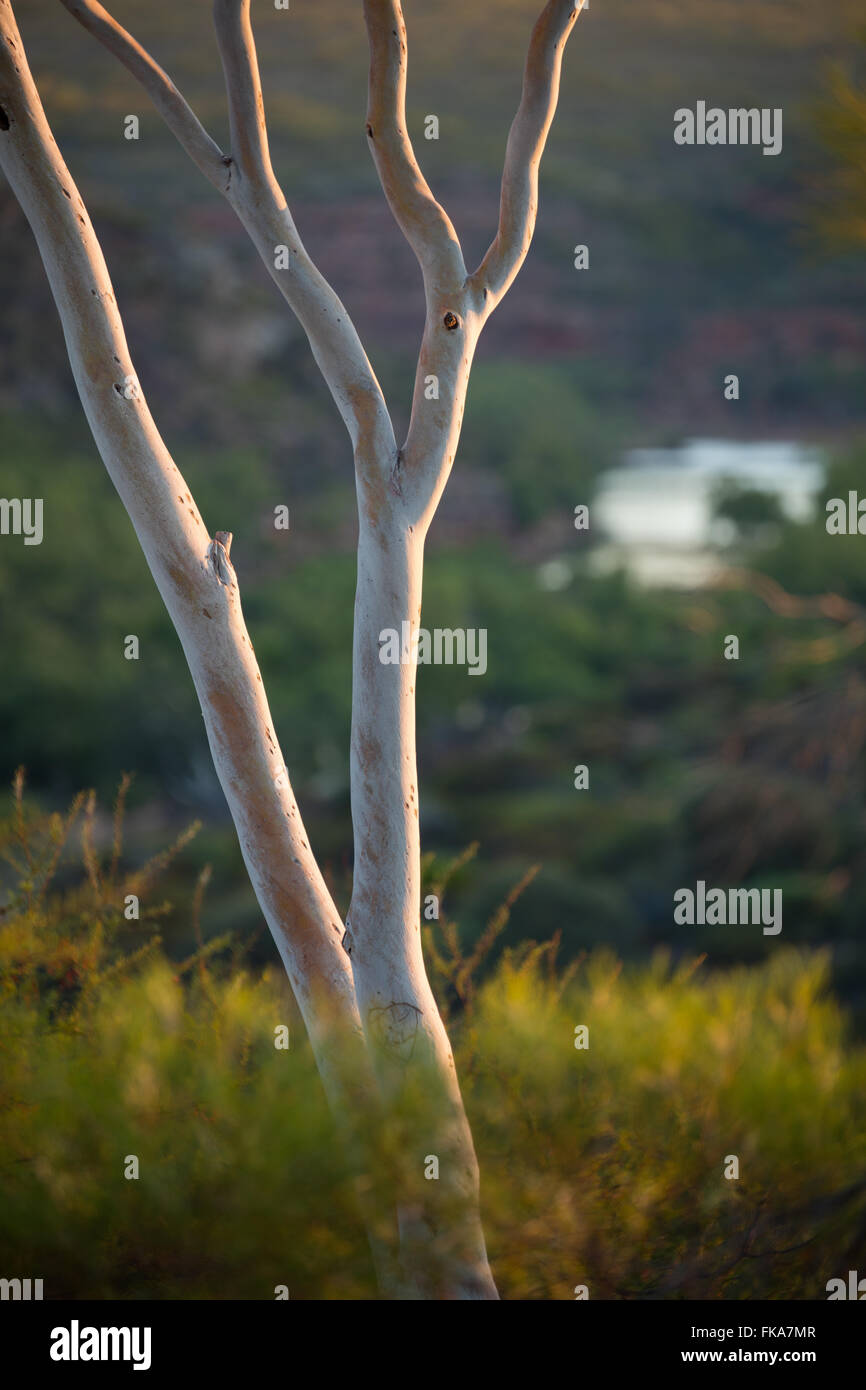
[[472, 0, 586, 307], [61, 0, 395, 470], [59, 0, 227, 190], [360, 1, 480, 520], [211, 1, 396, 473], [362, 0, 465, 293], [382, 0, 586, 523], [212, 0, 280, 197], [0, 0, 366, 1095]]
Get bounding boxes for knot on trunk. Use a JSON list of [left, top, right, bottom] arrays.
[[207, 530, 235, 587]]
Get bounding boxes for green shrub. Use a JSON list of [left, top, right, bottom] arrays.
[[1, 781, 863, 1299]]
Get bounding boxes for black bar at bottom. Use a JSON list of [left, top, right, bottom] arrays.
[[0, 1297, 860, 1376]]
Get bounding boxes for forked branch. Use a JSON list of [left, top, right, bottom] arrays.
[[362, 0, 465, 294], [363, 0, 586, 518]]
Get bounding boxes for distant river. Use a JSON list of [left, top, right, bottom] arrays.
[[589, 439, 825, 588]]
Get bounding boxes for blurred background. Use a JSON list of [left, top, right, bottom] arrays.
[[2, 0, 866, 1301], [3, 0, 866, 1015], [1, 0, 866, 1000]]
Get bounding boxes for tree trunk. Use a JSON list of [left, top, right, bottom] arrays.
[[348, 516, 496, 1297]]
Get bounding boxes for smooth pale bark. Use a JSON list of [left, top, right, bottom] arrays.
[[350, 0, 586, 1297], [348, 511, 498, 1298], [2, 0, 586, 1299]]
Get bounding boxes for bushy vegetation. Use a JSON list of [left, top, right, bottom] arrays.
[[1, 781, 863, 1300]]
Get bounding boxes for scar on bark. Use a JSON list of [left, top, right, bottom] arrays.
[[389, 448, 405, 498], [368, 1001, 422, 1058]]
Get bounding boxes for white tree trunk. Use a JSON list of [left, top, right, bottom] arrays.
[[348, 514, 496, 1297]]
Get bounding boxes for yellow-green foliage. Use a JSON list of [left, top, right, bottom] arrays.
[[813, 47, 866, 250], [467, 949, 866, 1299], [1, 785, 864, 1299]]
